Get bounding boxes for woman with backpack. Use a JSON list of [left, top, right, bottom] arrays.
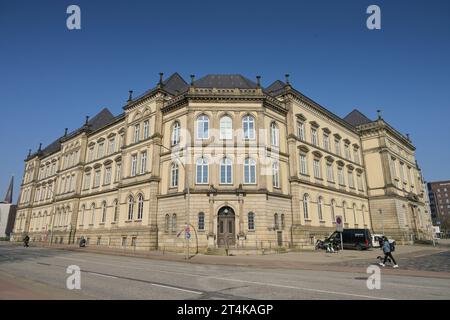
[[379, 236, 398, 268]]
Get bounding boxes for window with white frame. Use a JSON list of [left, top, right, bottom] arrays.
[[171, 214, 177, 232], [140, 151, 147, 174], [90, 204, 95, 225], [170, 162, 179, 187], [348, 170, 354, 188], [299, 153, 308, 175], [197, 115, 209, 139], [137, 194, 144, 220], [198, 212, 205, 231], [120, 133, 125, 148], [220, 157, 232, 184], [115, 163, 122, 182], [270, 122, 279, 147], [334, 139, 341, 156], [196, 158, 209, 184], [101, 202, 107, 223], [104, 167, 112, 185], [313, 159, 321, 179], [303, 194, 309, 219], [94, 169, 101, 188], [272, 161, 280, 188], [323, 133, 330, 151], [357, 173, 363, 191], [88, 147, 94, 162], [318, 197, 323, 221], [338, 166, 345, 185], [84, 173, 91, 190], [172, 121, 180, 145], [143, 120, 149, 140], [248, 212, 255, 230], [243, 115, 255, 140], [326, 162, 334, 182], [108, 138, 116, 155], [128, 196, 134, 220], [134, 124, 140, 143], [98, 142, 105, 159], [80, 205, 85, 226], [113, 200, 119, 222], [220, 116, 232, 140], [353, 148, 360, 164], [131, 155, 137, 177], [344, 144, 350, 160], [311, 128, 318, 146], [331, 200, 336, 222], [244, 158, 256, 184], [297, 121, 305, 141], [342, 202, 347, 222]]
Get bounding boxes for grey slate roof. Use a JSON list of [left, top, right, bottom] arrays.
[[265, 80, 286, 96], [162, 72, 189, 95], [29, 108, 116, 160], [343, 109, 373, 127], [193, 74, 258, 89]]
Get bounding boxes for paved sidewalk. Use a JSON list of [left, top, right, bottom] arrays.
[[5, 241, 449, 279]]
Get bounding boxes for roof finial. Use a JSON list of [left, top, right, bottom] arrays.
[[38, 143, 42, 152], [190, 74, 195, 86], [28, 149, 32, 157], [285, 74, 290, 85], [377, 109, 382, 120], [406, 133, 411, 141], [127, 90, 133, 102], [256, 75, 261, 88], [85, 115, 90, 125], [64, 128, 68, 137], [159, 72, 164, 85]]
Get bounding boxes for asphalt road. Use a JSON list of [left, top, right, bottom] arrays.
[[1, 244, 449, 300]]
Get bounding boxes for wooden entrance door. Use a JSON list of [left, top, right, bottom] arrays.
[[217, 206, 235, 247]]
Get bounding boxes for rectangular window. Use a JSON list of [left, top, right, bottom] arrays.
[[140, 152, 147, 174], [335, 139, 341, 156], [143, 120, 149, 139], [134, 124, 140, 143], [84, 173, 91, 189], [98, 143, 105, 159], [338, 167, 345, 185], [297, 121, 305, 141], [313, 159, 321, 179], [344, 144, 350, 160], [311, 128, 318, 146], [94, 170, 101, 188], [108, 138, 116, 155], [348, 171, 354, 188], [88, 147, 94, 162], [104, 167, 112, 185], [357, 174, 363, 191], [326, 162, 334, 182], [354, 149, 360, 164], [323, 134, 330, 151], [299, 154, 308, 175], [131, 155, 137, 177], [115, 163, 122, 182], [120, 133, 125, 148]]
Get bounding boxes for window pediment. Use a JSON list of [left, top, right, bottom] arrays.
[[298, 145, 310, 153], [322, 127, 331, 134], [309, 121, 320, 128], [336, 160, 345, 167], [343, 138, 351, 145], [312, 150, 323, 158], [325, 155, 335, 162], [334, 133, 342, 139], [295, 113, 307, 121]]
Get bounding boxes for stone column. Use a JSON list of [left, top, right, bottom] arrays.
[[208, 193, 215, 248]]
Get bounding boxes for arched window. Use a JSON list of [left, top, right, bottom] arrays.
[[244, 158, 256, 184], [101, 202, 107, 223], [243, 115, 255, 140], [171, 121, 180, 146], [172, 214, 177, 232], [170, 162, 179, 187], [248, 212, 255, 230], [220, 116, 233, 140], [197, 114, 209, 139], [220, 157, 232, 184], [128, 196, 134, 220], [270, 122, 279, 147], [137, 194, 144, 220], [281, 214, 285, 229], [113, 200, 119, 222], [272, 161, 280, 188], [303, 194, 309, 219], [196, 158, 208, 184], [90, 203, 95, 225], [318, 197, 323, 221], [274, 213, 279, 229], [331, 200, 336, 222], [342, 202, 347, 222], [164, 214, 170, 232], [198, 212, 205, 231], [353, 204, 357, 225]]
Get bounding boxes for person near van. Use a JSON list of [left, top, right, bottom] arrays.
[[379, 236, 398, 268], [79, 236, 86, 248]]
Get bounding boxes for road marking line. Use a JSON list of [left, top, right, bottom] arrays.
[[87, 272, 118, 279], [55, 256, 88, 263], [151, 283, 203, 295]]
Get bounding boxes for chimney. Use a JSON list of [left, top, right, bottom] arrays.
[[377, 109, 382, 120], [127, 90, 133, 102], [256, 75, 261, 88], [64, 128, 68, 137], [190, 74, 195, 86], [159, 72, 164, 86], [285, 74, 290, 85]]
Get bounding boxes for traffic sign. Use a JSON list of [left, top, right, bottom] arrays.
[[185, 232, 191, 239]]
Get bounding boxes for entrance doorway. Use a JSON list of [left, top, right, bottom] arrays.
[[217, 206, 236, 247]]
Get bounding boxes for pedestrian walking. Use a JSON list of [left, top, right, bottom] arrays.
[[79, 236, 86, 247], [379, 236, 398, 268], [23, 235, 30, 247]]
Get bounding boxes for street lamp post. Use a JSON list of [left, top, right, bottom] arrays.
[[156, 142, 190, 259]]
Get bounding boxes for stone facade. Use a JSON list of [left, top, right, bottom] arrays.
[[11, 73, 433, 252]]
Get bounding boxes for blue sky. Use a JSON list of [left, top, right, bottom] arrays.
[[0, 0, 449, 202]]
